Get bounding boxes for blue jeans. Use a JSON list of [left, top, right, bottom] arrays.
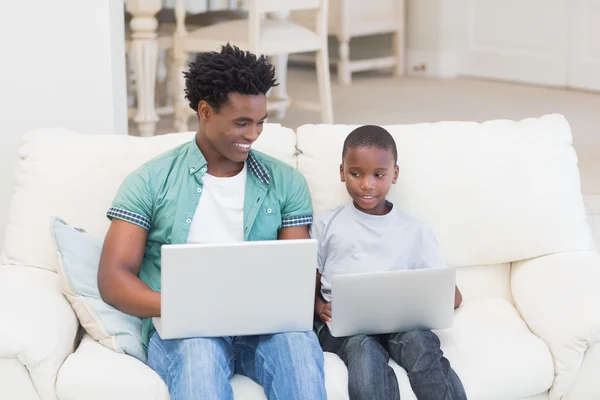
[[317, 324, 467, 400], [148, 331, 326, 400]]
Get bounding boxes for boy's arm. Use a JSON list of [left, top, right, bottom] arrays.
[[315, 271, 331, 322], [417, 226, 463, 309], [454, 286, 463, 309]]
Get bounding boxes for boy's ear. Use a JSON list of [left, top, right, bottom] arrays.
[[339, 163, 345, 182], [392, 165, 399, 184]]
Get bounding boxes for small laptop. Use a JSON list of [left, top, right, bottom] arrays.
[[153, 239, 317, 339], [326, 268, 456, 337]]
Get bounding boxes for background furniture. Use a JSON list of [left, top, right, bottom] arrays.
[[1, 115, 599, 399], [125, 0, 247, 137], [291, 0, 405, 85], [171, 0, 334, 131]]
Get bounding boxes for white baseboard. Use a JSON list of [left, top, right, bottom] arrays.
[[407, 50, 460, 78]]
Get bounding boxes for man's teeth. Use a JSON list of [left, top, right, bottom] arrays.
[[362, 196, 374, 199], [235, 143, 251, 149]]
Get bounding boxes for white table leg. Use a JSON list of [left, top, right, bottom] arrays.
[[126, 0, 162, 137], [267, 11, 290, 119]]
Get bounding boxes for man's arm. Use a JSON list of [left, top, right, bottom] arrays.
[[278, 225, 330, 322], [98, 219, 160, 318]]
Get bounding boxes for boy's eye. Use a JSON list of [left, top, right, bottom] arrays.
[[375, 174, 385, 178], [351, 173, 360, 177]]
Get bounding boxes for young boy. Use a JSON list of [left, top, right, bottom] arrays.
[[311, 125, 467, 400]]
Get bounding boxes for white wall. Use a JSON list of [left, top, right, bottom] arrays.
[[0, 1, 127, 249]]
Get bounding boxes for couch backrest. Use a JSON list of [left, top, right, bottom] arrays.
[[2, 115, 594, 302], [1, 124, 297, 272], [297, 114, 595, 268]]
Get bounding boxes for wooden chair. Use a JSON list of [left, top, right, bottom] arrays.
[[171, 0, 334, 131]]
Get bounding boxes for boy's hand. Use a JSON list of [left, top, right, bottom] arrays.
[[318, 302, 332, 323]]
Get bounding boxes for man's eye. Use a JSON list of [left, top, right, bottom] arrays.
[[257, 121, 265, 125], [235, 122, 247, 127]]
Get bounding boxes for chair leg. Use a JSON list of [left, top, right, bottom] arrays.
[[315, 48, 334, 124], [172, 49, 188, 132], [337, 38, 352, 86], [269, 54, 289, 120], [393, 27, 405, 77], [393, 1, 406, 77]]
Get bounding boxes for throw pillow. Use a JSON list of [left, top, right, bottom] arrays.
[[51, 217, 146, 363]]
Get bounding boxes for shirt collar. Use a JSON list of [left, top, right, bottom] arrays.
[[186, 138, 270, 185]]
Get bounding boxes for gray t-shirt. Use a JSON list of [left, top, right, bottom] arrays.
[[310, 202, 446, 302]]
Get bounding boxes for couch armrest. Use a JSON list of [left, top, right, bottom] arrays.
[[511, 251, 600, 400], [0, 265, 79, 400]]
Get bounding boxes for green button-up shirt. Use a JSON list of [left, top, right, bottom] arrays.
[[107, 138, 313, 349]]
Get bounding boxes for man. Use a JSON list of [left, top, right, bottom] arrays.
[[98, 44, 326, 400]]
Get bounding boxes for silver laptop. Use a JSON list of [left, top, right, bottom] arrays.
[[153, 239, 317, 339], [326, 268, 456, 337]]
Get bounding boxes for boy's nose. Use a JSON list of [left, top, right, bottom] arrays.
[[361, 177, 375, 190]]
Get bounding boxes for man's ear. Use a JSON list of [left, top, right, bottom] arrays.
[[339, 163, 346, 182], [198, 101, 211, 121], [392, 165, 399, 184]]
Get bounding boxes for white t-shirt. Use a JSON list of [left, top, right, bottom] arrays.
[[186, 164, 247, 244], [310, 202, 446, 302]]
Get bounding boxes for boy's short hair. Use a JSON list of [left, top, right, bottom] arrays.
[[184, 43, 278, 112], [342, 125, 398, 163]]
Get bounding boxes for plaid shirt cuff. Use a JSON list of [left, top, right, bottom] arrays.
[[281, 215, 313, 228], [107, 207, 151, 230]]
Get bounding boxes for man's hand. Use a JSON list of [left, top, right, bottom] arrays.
[[317, 301, 332, 323]]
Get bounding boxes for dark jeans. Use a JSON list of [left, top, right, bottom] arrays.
[[317, 324, 467, 400]]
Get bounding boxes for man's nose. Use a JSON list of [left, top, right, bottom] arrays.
[[244, 124, 260, 141]]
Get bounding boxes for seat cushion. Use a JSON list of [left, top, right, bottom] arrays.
[[56, 299, 553, 400], [324, 298, 554, 400], [184, 19, 322, 55], [0, 359, 40, 400], [56, 336, 348, 400], [434, 298, 554, 399]]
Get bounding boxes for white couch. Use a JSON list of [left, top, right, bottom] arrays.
[[1, 115, 599, 400]]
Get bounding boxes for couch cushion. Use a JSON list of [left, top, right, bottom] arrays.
[[2, 124, 297, 272], [55, 336, 349, 400], [56, 299, 553, 400], [324, 298, 553, 399], [435, 298, 554, 399], [297, 114, 594, 267], [0, 359, 40, 400], [52, 217, 145, 362]]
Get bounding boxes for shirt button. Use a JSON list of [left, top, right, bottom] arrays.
[[201, 167, 207, 173], [186, 218, 192, 224], [267, 208, 272, 213], [197, 188, 202, 193], [190, 167, 195, 173]]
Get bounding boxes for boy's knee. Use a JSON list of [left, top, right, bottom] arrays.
[[340, 335, 384, 364], [390, 330, 440, 350]]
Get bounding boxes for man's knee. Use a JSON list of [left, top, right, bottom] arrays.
[[269, 331, 321, 352], [150, 335, 233, 375]]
